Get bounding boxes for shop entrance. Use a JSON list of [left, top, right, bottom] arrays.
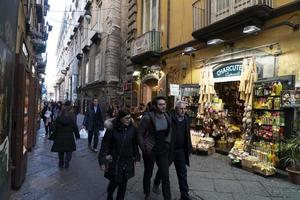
[[141, 75, 158, 105], [214, 81, 244, 154]]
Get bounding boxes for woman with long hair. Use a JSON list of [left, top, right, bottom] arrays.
[[99, 108, 140, 200], [51, 101, 80, 168]]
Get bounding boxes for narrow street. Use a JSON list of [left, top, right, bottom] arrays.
[[9, 115, 300, 200]]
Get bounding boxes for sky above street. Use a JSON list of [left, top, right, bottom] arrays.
[[45, 0, 71, 89]]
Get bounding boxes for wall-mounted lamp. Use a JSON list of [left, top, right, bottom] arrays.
[[132, 71, 141, 76], [84, 10, 92, 21], [61, 70, 67, 75], [243, 25, 261, 34], [207, 38, 224, 46]]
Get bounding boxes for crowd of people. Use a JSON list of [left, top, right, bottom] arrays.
[[41, 96, 193, 200]]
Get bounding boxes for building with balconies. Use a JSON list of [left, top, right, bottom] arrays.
[[129, 0, 300, 110], [68, 0, 125, 113], [0, 0, 51, 196]]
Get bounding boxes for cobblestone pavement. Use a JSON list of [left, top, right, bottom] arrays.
[[10, 115, 300, 200]]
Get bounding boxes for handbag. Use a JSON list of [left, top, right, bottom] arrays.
[[48, 132, 56, 141]]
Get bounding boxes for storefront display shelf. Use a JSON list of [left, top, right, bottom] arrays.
[[282, 104, 300, 108], [253, 134, 283, 142], [253, 109, 283, 112], [254, 95, 281, 98], [258, 124, 285, 127], [215, 147, 231, 155]]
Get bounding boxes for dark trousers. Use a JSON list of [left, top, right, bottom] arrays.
[[107, 179, 128, 200], [143, 151, 171, 200], [58, 152, 72, 165], [154, 149, 189, 198], [43, 120, 50, 135], [88, 130, 99, 149]]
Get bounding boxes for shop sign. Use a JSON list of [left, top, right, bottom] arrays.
[[170, 84, 180, 96], [213, 63, 243, 82]]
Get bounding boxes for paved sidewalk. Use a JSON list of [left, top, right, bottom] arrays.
[[10, 117, 300, 200]]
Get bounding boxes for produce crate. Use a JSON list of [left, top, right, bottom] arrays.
[[241, 159, 256, 168], [197, 147, 215, 156], [253, 166, 276, 176]]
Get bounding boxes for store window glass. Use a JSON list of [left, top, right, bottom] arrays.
[[85, 62, 89, 84], [142, 0, 159, 33], [216, 0, 229, 12]]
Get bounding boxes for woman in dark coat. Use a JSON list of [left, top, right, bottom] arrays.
[[99, 108, 140, 200], [51, 101, 80, 168]]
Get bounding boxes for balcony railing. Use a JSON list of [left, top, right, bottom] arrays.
[[131, 31, 161, 58], [193, 0, 273, 31]]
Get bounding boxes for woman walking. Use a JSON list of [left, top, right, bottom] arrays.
[[51, 101, 80, 168], [99, 108, 140, 200]]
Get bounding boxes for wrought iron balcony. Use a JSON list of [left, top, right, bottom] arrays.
[[131, 30, 161, 65], [32, 39, 46, 54], [192, 0, 274, 41], [193, 0, 273, 31]]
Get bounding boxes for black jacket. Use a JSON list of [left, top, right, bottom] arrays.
[[169, 112, 192, 166], [51, 108, 80, 152], [98, 118, 140, 182], [83, 105, 104, 131], [137, 111, 172, 154]]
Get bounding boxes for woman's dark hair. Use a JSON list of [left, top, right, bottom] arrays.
[[64, 100, 71, 106], [117, 108, 130, 119]]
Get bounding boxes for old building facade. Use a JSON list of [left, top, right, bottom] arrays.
[[129, 0, 300, 108], [55, 0, 128, 114], [0, 0, 50, 198]]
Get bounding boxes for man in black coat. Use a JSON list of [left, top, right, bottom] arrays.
[[153, 100, 193, 200], [137, 96, 172, 200], [83, 98, 104, 152]]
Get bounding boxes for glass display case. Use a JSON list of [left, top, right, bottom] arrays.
[[180, 84, 200, 127]]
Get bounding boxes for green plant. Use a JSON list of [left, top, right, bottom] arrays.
[[280, 136, 300, 170]]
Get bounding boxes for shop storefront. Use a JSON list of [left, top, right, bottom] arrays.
[[0, 0, 19, 198], [190, 44, 300, 176]]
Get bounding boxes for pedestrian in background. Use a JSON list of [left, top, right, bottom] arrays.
[[137, 96, 172, 200], [53, 101, 63, 121], [82, 98, 104, 152], [42, 103, 53, 136], [153, 100, 193, 200], [99, 108, 140, 200], [50, 101, 80, 168]]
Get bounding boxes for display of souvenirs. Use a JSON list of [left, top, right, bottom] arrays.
[[282, 90, 300, 107], [254, 81, 283, 97], [242, 106, 252, 138], [228, 140, 248, 161], [190, 129, 214, 152], [181, 85, 200, 126], [253, 97, 281, 110]]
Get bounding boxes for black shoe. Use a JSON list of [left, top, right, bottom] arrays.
[[181, 194, 192, 200], [145, 194, 150, 200], [152, 184, 160, 194], [65, 162, 69, 169], [107, 195, 113, 200], [59, 162, 64, 168]]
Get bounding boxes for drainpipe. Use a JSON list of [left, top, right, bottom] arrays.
[[167, 0, 170, 48]]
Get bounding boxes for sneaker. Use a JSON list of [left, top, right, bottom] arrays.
[[93, 148, 98, 153], [152, 184, 160, 194]]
